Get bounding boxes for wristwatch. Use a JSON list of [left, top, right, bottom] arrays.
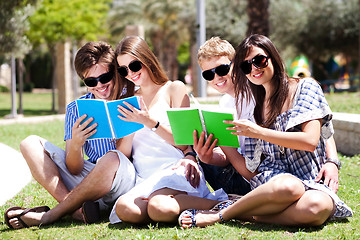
[[151, 121, 160, 132], [184, 151, 198, 163], [325, 158, 341, 170], [184, 151, 197, 158]]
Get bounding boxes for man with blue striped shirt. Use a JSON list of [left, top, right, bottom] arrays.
[[7, 42, 137, 228]]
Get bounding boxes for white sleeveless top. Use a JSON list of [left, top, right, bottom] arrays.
[[109, 81, 228, 224], [132, 82, 184, 180]]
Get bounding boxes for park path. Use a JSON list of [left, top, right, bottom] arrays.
[[0, 143, 32, 206]]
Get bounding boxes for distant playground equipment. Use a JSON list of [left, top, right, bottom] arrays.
[[288, 55, 311, 77], [322, 54, 359, 93], [288, 55, 358, 93]]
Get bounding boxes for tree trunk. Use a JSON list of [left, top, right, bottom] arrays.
[[358, 0, 360, 88], [49, 45, 57, 113], [17, 58, 24, 114], [163, 39, 179, 81], [150, 32, 179, 81], [190, 38, 198, 97], [246, 0, 270, 36]]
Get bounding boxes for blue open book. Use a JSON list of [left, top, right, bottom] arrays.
[[76, 96, 144, 139]]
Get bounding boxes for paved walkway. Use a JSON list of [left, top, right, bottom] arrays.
[[0, 143, 32, 206]]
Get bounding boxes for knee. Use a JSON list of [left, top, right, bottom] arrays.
[[147, 195, 179, 222], [269, 175, 305, 202], [20, 135, 41, 153], [115, 197, 142, 224], [97, 152, 120, 167], [299, 191, 334, 226]]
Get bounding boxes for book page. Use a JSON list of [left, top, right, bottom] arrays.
[[201, 109, 240, 148], [106, 96, 144, 139], [166, 108, 203, 145], [76, 99, 113, 139]]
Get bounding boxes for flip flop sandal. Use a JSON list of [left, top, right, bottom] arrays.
[[4, 206, 50, 229], [210, 200, 234, 212], [178, 209, 198, 228], [82, 201, 100, 224], [227, 194, 243, 201]]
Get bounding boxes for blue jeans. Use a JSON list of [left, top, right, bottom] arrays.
[[200, 161, 251, 195]]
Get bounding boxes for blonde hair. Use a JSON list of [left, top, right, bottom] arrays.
[[197, 37, 235, 65]]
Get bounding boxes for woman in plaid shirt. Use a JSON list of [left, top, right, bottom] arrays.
[[179, 34, 352, 228]]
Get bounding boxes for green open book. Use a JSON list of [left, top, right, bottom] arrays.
[[166, 107, 240, 147]]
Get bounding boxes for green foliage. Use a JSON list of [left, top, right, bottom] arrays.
[[108, 0, 194, 80], [270, 0, 359, 73], [0, 1, 36, 57], [108, 0, 193, 44], [27, 0, 112, 47], [205, 0, 247, 46], [0, 85, 10, 92]]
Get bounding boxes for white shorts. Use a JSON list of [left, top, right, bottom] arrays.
[[43, 140, 136, 210]]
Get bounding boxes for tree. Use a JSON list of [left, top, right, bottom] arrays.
[[270, 0, 359, 80], [27, 0, 112, 112], [246, 0, 270, 36], [27, 0, 111, 46], [0, 0, 38, 117], [0, 0, 37, 56], [108, 0, 193, 81], [205, 0, 247, 45]]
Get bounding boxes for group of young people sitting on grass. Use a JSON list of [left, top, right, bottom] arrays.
[[5, 34, 352, 230]]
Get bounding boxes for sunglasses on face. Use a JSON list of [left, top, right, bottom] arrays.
[[117, 60, 142, 77], [240, 55, 270, 75], [202, 61, 232, 81], [83, 71, 113, 87]]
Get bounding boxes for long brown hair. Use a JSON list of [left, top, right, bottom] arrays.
[[232, 34, 289, 127], [115, 36, 169, 96]]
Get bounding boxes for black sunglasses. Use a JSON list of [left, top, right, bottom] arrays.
[[240, 55, 270, 75], [83, 71, 113, 87], [202, 62, 232, 81], [117, 60, 142, 77]]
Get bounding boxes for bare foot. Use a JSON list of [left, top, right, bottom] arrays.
[[6, 208, 47, 229], [179, 209, 220, 228]]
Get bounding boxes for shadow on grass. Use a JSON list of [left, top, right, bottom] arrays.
[[108, 217, 350, 232], [0, 216, 350, 235], [108, 221, 177, 230], [224, 217, 349, 233]]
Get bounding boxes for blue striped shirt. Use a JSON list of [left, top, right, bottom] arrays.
[[64, 93, 116, 163]]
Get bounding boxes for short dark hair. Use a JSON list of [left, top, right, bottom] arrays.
[[74, 41, 114, 80]]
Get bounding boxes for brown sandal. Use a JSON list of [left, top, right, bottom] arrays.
[[4, 206, 50, 229]]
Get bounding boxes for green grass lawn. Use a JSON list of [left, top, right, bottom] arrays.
[[1, 120, 360, 239], [0, 92, 56, 118], [0, 91, 359, 239], [325, 91, 360, 114]]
